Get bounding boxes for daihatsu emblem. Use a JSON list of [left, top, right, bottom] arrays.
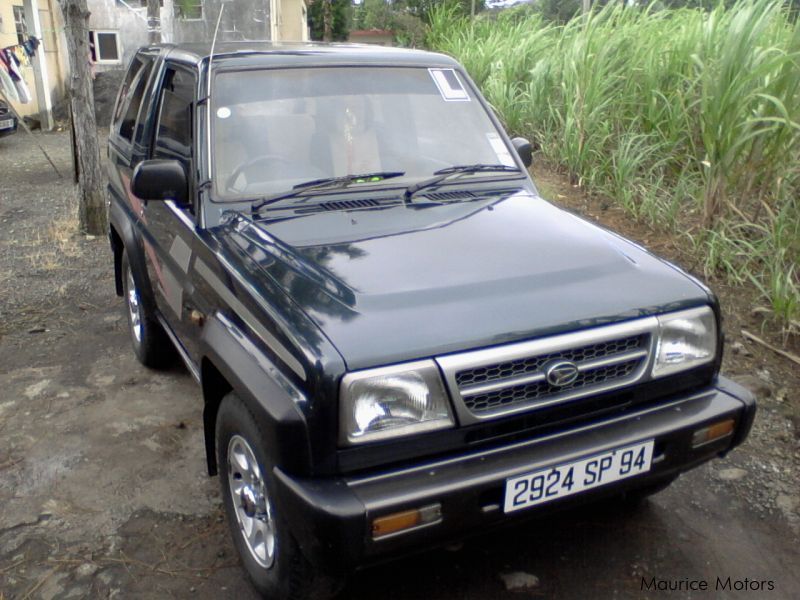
[[545, 360, 579, 387]]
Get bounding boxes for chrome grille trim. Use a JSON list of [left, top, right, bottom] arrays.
[[458, 348, 649, 397], [436, 317, 659, 424]]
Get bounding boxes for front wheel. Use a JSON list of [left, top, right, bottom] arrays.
[[120, 249, 173, 368], [216, 393, 342, 599]]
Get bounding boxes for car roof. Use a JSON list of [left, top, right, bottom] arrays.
[[152, 41, 460, 70]]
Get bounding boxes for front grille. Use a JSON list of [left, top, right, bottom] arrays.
[[455, 334, 645, 388], [437, 317, 658, 423], [464, 359, 641, 413]]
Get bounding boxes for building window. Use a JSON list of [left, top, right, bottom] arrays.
[[89, 31, 122, 64], [175, 0, 203, 20], [13, 5, 27, 46]]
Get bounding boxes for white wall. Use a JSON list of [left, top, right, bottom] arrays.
[[87, 0, 174, 69]]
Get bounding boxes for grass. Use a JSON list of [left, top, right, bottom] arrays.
[[26, 193, 81, 273], [427, 0, 800, 331]]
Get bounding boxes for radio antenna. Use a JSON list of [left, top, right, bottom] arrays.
[[206, 3, 226, 182]]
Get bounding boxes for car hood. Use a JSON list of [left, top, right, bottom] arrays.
[[230, 189, 709, 370]]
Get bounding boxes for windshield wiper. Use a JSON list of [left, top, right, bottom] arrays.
[[404, 164, 521, 203], [251, 171, 405, 213]]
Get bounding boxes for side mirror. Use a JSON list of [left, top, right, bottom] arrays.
[[511, 137, 533, 168], [131, 159, 188, 205]]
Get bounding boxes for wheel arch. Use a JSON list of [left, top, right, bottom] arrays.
[[200, 314, 312, 477], [107, 194, 156, 307], [109, 223, 124, 297], [200, 356, 233, 476]]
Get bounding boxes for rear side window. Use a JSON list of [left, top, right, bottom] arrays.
[[111, 56, 142, 128], [153, 66, 196, 164], [116, 57, 154, 143]]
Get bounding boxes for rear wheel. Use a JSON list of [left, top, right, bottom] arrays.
[[120, 249, 173, 368], [216, 393, 342, 600]]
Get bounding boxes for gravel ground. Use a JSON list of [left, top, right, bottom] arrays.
[[0, 130, 798, 599]]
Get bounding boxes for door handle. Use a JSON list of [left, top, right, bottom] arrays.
[[184, 301, 205, 327]]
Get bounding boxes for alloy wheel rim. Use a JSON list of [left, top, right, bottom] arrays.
[[227, 435, 276, 569], [126, 269, 142, 343]]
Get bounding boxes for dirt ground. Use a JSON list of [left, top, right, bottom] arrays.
[[0, 130, 798, 599]]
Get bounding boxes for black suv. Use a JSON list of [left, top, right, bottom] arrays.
[[106, 42, 755, 599]]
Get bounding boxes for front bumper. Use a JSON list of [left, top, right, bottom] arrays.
[[273, 376, 755, 571], [0, 119, 17, 137]]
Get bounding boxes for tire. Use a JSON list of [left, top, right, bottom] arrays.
[[120, 248, 173, 368], [216, 392, 342, 600]]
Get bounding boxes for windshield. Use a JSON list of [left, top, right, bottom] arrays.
[[211, 66, 517, 201]]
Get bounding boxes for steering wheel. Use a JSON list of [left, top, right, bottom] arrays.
[[225, 154, 295, 192]]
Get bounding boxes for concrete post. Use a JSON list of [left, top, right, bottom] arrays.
[[23, 0, 54, 131], [147, 0, 161, 44]]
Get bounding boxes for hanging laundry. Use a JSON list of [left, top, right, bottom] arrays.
[[22, 36, 40, 59], [0, 37, 40, 104], [12, 46, 27, 67], [14, 77, 32, 104], [1, 49, 31, 104], [2, 49, 23, 80], [0, 64, 20, 103], [0, 49, 10, 74]]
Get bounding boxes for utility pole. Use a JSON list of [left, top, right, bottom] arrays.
[[582, 0, 591, 14], [471, 0, 476, 18], [58, 0, 105, 235], [147, 0, 161, 44]]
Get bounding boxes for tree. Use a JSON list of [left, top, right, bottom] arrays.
[[58, 0, 105, 235], [359, 0, 396, 30], [308, 0, 350, 41], [405, 0, 484, 22], [535, 0, 582, 23], [351, 0, 427, 46]]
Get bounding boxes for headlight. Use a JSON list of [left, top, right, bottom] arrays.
[[652, 306, 717, 378], [340, 360, 454, 445]]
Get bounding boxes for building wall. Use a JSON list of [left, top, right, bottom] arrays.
[[0, 0, 292, 124], [172, 0, 272, 44], [86, 0, 174, 70], [0, 1, 33, 115], [84, 0, 275, 69], [0, 0, 67, 122], [348, 31, 394, 46], [277, 0, 307, 42]]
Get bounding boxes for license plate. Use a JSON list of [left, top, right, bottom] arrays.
[[504, 439, 655, 513], [0, 119, 13, 129]]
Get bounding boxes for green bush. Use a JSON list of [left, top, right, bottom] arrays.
[[428, 0, 800, 327]]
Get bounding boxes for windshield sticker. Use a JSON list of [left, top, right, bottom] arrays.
[[486, 132, 516, 167], [216, 107, 231, 119], [429, 68, 470, 102]]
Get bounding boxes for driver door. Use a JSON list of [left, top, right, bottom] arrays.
[[141, 63, 202, 365]]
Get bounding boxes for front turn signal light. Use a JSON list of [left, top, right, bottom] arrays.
[[692, 419, 735, 447], [371, 504, 442, 540]]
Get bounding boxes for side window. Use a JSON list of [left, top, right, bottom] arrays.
[[153, 66, 196, 166], [111, 56, 143, 132], [117, 58, 154, 143]]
